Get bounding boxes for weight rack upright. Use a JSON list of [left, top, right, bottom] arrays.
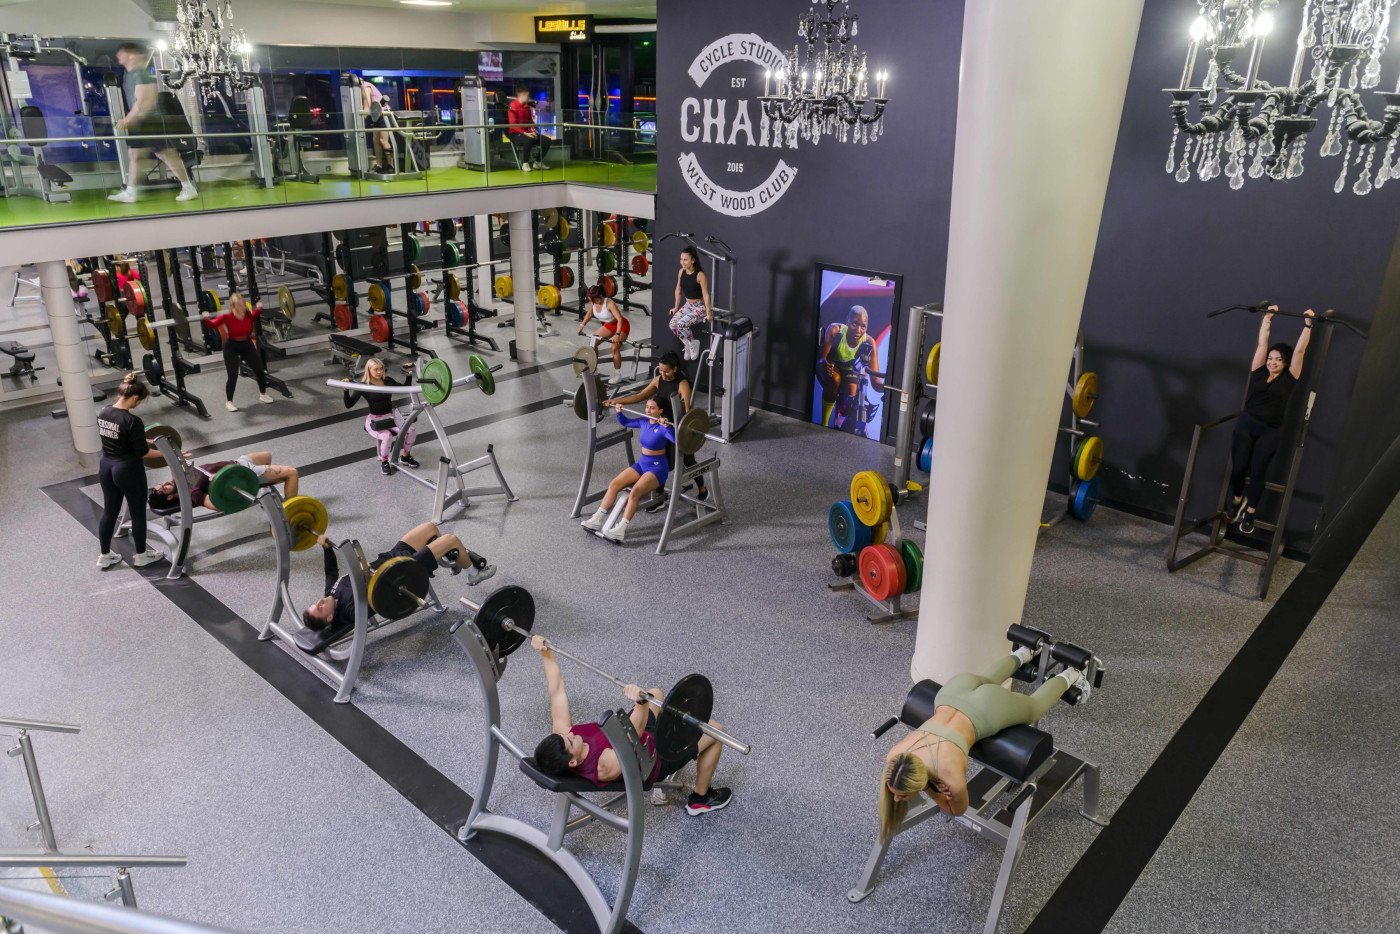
[[890, 302, 944, 491], [148, 250, 209, 417]]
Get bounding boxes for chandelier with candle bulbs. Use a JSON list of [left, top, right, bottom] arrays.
[[163, 0, 257, 100], [760, 0, 890, 147], [1166, 0, 1400, 194]]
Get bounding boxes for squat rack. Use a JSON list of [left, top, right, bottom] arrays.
[[1166, 304, 1366, 599]]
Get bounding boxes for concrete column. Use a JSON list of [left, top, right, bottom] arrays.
[[508, 209, 538, 363], [913, 0, 1144, 682], [474, 214, 493, 309], [39, 259, 101, 468]]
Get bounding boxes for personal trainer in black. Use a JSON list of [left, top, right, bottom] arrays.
[[95, 374, 166, 569], [1229, 305, 1314, 534]]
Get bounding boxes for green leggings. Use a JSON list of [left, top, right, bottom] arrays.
[[934, 654, 1071, 741]]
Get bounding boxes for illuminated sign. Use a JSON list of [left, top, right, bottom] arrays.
[[535, 14, 593, 44]]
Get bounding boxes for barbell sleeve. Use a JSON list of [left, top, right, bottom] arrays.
[[394, 584, 428, 608], [450, 364, 504, 388]]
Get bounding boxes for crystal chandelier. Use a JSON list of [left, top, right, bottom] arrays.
[[163, 0, 257, 100], [1165, 0, 1400, 194], [760, 0, 890, 147]]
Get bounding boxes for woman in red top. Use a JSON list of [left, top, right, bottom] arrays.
[[201, 291, 272, 411], [507, 86, 552, 172]]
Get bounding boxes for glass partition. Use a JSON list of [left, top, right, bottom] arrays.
[[0, 121, 655, 230]]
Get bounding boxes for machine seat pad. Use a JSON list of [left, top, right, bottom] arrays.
[[331, 334, 381, 356], [899, 679, 1054, 782], [519, 757, 658, 794], [293, 620, 354, 655]]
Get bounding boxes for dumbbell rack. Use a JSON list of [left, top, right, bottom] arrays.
[[257, 496, 446, 704], [1042, 329, 1102, 530], [828, 504, 918, 625]]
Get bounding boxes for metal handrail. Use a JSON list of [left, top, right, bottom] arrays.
[[1, 121, 647, 147], [0, 854, 187, 868], [0, 883, 241, 934], [0, 716, 80, 734]]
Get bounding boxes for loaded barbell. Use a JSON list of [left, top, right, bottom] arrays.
[[326, 353, 499, 407], [455, 585, 752, 759], [569, 379, 727, 455]]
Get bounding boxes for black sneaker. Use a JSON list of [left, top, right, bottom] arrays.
[[696, 484, 709, 502], [686, 787, 732, 815], [646, 495, 669, 514], [380, 460, 395, 476], [401, 453, 420, 469], [1239, 515, 1255, 534]]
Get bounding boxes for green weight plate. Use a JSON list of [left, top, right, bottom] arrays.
[[419, 356, 453, 406], [403, 232, 421, 262], [560, 251, 571, 264], [598, 250, 616, 273], [899, 539, 924, 593], [443, 242, 462, 267], [469, 353, 494, 396], [207, 463, 260, 514]]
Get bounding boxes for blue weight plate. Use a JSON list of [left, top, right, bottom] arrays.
[[828, 500, 859, 553], [1071, 477, 1100, 520], [919, 436, 933, 473]]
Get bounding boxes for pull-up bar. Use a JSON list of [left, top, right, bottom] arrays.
[[1207, 302, 1368, 339]]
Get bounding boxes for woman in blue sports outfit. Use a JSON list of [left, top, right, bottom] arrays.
[[580, 397, 675, 543]]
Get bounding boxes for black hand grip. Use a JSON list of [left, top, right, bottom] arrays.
[[1007, 624, 1050, 650], [1005, 782, 1037, 813], [871, 716, 898, 739]]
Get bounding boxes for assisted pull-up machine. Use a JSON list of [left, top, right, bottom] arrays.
[[1167, 302, 1366, 599], [328, 354, 517, 523]]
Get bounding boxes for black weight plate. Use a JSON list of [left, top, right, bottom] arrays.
[[476, 585, 535, 657], [654, 673, 714, 762], [918, 399, 937, 440], [368, 556, 431, 621]]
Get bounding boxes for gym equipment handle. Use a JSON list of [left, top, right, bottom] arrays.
[[871, 716, 899, 739], [0, 717, 81, 734], [609, 403, 730, 446]]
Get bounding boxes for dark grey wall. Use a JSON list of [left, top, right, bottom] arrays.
[[654, 0, 963, 417], [1070, 0, 1400, 553], [1325, 219, 1400, 519]]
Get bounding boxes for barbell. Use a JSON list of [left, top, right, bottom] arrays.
[[326, 354, 498, 406], [456, 585, 752, 759]]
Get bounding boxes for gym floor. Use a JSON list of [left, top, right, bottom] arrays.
[[1, 272, 1396, 934], [0, 161, 658, 230]]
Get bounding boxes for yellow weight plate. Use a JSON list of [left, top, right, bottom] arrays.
[[446, 272, 461, 301], [925, 342, 941, 385], [632, 230, 649, 253], [407, 265, 422, 290], [104, 301, 126, 338], [1072, 372, 1098, 419], [368, 283, 388, 312], [600, 223, 616, 247], [559, 217, 571, 239], [136, 317, 157, 351], [850, 470, 892, 527], [331, 274, 351, 302], [281, 495, 329, 552], [870, 521, 888, 545], [537, 284, 561, 309], [540, 207, 559, 228], [277, 285, 296, 320], [1073, 435, 1104, 481], [494, 275, 513, 299]]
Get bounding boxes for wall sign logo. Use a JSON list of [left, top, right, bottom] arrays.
[[679, 33, 801, 217]]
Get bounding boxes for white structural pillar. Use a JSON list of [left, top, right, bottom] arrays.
[[39, 259, 101, 468], [913, 0, 1144, 682], [474, 214, 494, 309], [508, 209, 538, 363]]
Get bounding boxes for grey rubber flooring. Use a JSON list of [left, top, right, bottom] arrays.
[[2, 272, 1388, 934]]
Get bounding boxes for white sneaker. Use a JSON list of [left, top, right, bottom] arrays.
[[225, 400, 238, 412], [581, 508, 608, 531], [686, 339, 700, 360], [131, 548, 166, 567], [107, 187, 137, 203], [535, 161, 548, 170], [608, 371, 623, 386], [258, 392, 273, 404], [650, 787, 670, 806], [175, 183, 199, 202], [466, 564, 497, 586], [521, 163, 532, 173], [97, 552, 121, 569], [602, 518, 629, 543]]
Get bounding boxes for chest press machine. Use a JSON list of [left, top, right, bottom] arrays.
[[327, 354, 516, 524], [568, 369, 729, 555], [451, 586, 752, 934], [848, 626, 1108, 934]]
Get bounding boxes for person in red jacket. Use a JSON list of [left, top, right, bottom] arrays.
[[201, 291, 272, 411], [507, 86, 552, 172]]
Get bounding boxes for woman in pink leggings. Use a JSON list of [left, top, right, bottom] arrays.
[[343, 357, 419, 475]]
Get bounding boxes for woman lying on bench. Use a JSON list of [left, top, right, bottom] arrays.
[[880, 650, 1094, 839], [147, 451, 299, 514], [530, 636, 734, 815]]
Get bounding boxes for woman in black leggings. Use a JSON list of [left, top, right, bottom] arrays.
[[1229, 306, 1315, 533], [202, 291, 271, 412], [96, 374, 166, 568]]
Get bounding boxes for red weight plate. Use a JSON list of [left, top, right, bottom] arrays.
[[369, 315, 390, 342], [859, 544, 906, 601], [414, 290, 430, 317], [631, 254, 649, 275], [123, 280, 146, 317], [880, 543, 908, 596], [333, 303, 353, 331], [92, 269, 112, 302], [560, 267, 574, 289], [601, 275, 617, 297]]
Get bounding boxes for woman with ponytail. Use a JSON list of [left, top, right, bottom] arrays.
[[95, 374, 165, 569]]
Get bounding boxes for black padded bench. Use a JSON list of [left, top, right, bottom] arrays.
[[329, 334, 380, 369], [900, 679, 1053, 782], [0, 341, 41, 381], [519, 756, 663, 794]]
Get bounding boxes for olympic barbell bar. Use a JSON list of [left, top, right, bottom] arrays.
[[457, 591, 752, 756]]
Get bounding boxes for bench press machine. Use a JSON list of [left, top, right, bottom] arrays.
[[327, 355, 516, 523], [569, 370, 728, 555], [451, 586, 751, 934], [848, 626, 1108, 934]]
